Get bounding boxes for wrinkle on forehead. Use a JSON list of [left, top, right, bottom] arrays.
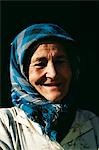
[[31, 43, 67, 61]]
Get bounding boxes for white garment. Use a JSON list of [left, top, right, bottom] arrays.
[[0, 107, 99, 150]]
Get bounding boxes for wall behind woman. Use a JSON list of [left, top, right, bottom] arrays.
[[1, 1, 99, 115]]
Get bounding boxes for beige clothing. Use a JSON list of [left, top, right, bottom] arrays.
[[0, 107, 99, 150]]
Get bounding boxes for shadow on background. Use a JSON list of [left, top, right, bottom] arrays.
[[1, 1, 99, 115]]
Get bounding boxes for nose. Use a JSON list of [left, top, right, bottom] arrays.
[[46, 61, 57, 79]]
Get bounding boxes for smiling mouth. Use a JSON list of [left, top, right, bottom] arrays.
[[42, 83, 62, 87]]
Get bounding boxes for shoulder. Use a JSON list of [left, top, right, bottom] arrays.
[[0, 107, 24, 127], [0, 106, 21, 117], [0, 107, 14, 125], [61, 109, 99, 148], [73, 109, 99, 135], [0, 106, 26, 116], [74, 109, 99, 125], [75, 109, 98, 121]]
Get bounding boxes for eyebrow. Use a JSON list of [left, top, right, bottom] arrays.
[[32, 57, 47, 63], [32, 54, 68, 63], [55, 55, 68, 60]]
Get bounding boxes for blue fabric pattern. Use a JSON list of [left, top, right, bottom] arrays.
[[10, 23, 77, 141]]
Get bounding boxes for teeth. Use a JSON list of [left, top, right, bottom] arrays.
[[43, 83, 60, 86], [44, 84, 56, 86]]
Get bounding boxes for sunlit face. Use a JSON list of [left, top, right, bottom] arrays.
[[29, 43, 72, 102]]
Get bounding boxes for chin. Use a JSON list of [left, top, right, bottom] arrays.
[[45, 94, 64, 103]]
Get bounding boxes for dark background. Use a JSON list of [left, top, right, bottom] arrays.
[[1, 1, 99, 115]]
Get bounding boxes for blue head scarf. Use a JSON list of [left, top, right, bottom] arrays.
[[10, 23, 79, 141]]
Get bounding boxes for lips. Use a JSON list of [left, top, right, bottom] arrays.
[[43, 82, 61, 87]]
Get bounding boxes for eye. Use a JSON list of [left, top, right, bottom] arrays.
[[55, 59, 69, 65], [34, 61, 47, 68]]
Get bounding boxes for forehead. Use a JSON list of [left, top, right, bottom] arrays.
[[31, 43, 67, 59]]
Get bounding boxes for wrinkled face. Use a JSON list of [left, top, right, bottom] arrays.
[[29, 43, 72, 102]]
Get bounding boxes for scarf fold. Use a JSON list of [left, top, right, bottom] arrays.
[[10, 23, 78, 141]]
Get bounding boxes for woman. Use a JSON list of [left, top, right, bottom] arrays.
[[0, 23, 99, 150]]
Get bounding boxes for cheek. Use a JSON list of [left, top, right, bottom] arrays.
[[29, 74, 36, 86], [59, 66, 72, 81], [29, 69, 38, 85], [29, 68, 44, 85]]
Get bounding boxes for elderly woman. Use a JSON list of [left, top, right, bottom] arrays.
[[0, 23, 99, 150]]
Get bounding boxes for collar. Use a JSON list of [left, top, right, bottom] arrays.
[[61, 110, 94, 145], [10, 107, 43, 135]]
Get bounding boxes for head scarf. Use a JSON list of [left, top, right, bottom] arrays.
[[10, 23, 79, 141]]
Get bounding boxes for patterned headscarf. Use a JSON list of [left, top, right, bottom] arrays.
[[10, 23, 79, 141]]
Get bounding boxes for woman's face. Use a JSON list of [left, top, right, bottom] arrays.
[[29, 43, 72, 102]]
